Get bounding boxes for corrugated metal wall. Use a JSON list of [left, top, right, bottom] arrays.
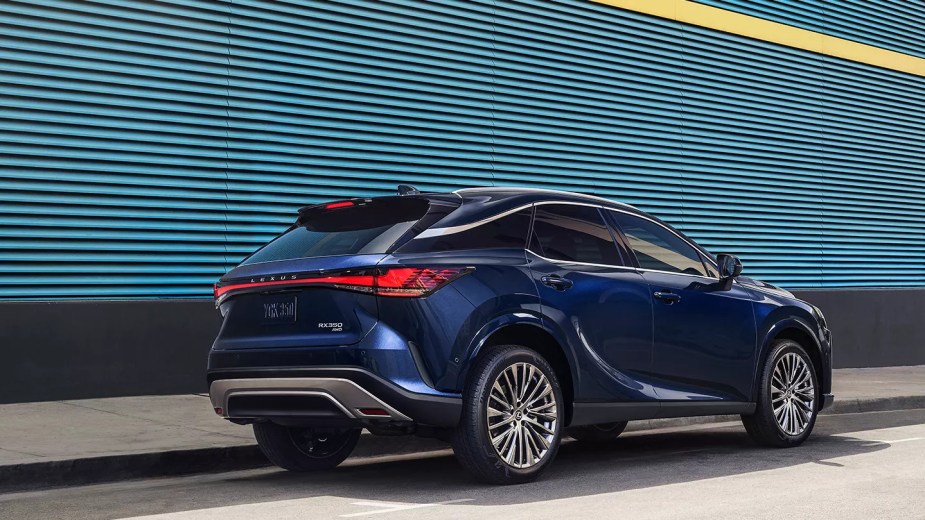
[[1, 0, 923, 298], [692, 0, 925, 59]]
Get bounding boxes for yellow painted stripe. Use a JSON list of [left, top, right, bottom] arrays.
[[589, 0, 925, 77]]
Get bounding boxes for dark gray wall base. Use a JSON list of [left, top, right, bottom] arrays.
[[793, 289, 925, 369], [0, 300, 219, 404], [0, 288, 922, 403]]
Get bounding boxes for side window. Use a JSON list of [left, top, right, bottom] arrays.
[[609, 212, 709, 277], [398, 208, 532, 253], [530, 204, 622, 265]]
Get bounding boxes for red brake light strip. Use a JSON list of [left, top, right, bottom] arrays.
[[324, 201, 355, 209], [214, 267, 470, 304]]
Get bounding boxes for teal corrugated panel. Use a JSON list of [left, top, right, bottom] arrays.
[[0, 0, 924, 298]]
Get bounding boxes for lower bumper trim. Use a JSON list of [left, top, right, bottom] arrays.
[[210, 377, 412, 421], [207, 367, 462, 427]]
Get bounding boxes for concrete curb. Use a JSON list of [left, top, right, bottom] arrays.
[[823, 395, 925, 415], [3, 396, 923, 493], [0, 445, 268, 494], [0, 433, 449, 494]]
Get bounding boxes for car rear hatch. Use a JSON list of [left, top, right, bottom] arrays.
[[213, 195, 458, 350]]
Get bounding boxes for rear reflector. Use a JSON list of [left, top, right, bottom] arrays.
[[214, 267, 471, 305], [214, 407, 224, 415], [357, 407, 390, 417]]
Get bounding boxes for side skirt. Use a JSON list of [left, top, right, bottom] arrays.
[[571, 401, 756, 427]]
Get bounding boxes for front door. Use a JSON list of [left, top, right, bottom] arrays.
[[607, 210, 758, 402]]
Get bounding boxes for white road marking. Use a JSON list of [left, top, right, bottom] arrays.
[[340, 498, 473, 517], [868, 437, 923, 444]]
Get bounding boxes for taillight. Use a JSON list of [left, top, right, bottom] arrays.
[[214, 267, 471, 305], [374, 268, 468, 297]]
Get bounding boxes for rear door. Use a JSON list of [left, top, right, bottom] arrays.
[[527, 203, 655, 402], [607, 210, 758, 401]]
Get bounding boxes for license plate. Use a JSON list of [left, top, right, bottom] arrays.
[[262, 295, 297, 324]]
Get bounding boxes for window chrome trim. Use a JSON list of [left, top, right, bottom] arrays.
[[636, 267, 721, 281], [525, 249, 637, 271], [527, 252, 723, 282]]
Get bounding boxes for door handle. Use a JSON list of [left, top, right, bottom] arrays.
[[541, 275, 574, 291], [653, 290, 681, 304]]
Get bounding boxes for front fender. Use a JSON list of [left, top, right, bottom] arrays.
[[753, 314, 828, 401]]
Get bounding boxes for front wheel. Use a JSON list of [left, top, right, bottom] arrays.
[[742, 340, 819, 447], [452, 345, 564, 485], [253, 423, 361, 472]]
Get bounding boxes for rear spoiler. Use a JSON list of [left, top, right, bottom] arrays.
[[295, 196, 432, 232]]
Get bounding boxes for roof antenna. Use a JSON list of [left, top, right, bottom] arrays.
[[397, 184, 420, 196]]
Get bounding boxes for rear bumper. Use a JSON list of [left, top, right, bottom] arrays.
[[210, 377, 414, 422], [207, 367, 461, 428]]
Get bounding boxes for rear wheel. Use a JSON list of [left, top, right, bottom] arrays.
[[569, 422, 628, 444], [253, 423, 361, 472], [452, 345, 564, 485], [742, 339, 819, 447]]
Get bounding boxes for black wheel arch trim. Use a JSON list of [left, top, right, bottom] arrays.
[[754, 317, 832, 402], [451, 311, 579, 395]]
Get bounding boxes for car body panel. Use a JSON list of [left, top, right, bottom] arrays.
[[642, 271, 759, 402], [746, 282, 833, 399], [526, 253, 659, 403]]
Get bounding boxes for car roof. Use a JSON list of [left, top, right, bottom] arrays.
[[399, 186, 649, 238], [452, 187, 642, 214], [419, 187, 714, 262]]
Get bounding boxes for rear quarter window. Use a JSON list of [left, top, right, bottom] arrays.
[[397, 208, 532, 253]]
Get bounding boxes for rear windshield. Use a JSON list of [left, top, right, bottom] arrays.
[[241, 197, 430, 265]]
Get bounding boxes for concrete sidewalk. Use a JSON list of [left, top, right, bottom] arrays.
[[2, 366, 924, 491]]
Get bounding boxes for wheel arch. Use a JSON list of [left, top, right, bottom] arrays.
[[754, 317, 827, 402], [460, 318, 577, 426]]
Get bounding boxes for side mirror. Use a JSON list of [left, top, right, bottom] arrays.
[[717, 254, 743, 279]]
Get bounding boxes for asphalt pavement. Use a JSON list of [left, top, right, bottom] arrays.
[[2, 408, 924, 520]]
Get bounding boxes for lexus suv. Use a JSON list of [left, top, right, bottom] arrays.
[[208, 187, 833, 484]]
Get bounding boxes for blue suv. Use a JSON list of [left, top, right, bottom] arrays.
[[208, 187, 833, 484]]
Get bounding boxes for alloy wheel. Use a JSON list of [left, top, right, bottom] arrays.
[[486, 361, 558, 469], [771, 352, 816, 436]]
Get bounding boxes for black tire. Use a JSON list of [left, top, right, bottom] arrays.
[[253, 422, 361, 472], [569, 422, 628, 444], [452, 345, 565, 485], [742, 339, 819, 447]]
